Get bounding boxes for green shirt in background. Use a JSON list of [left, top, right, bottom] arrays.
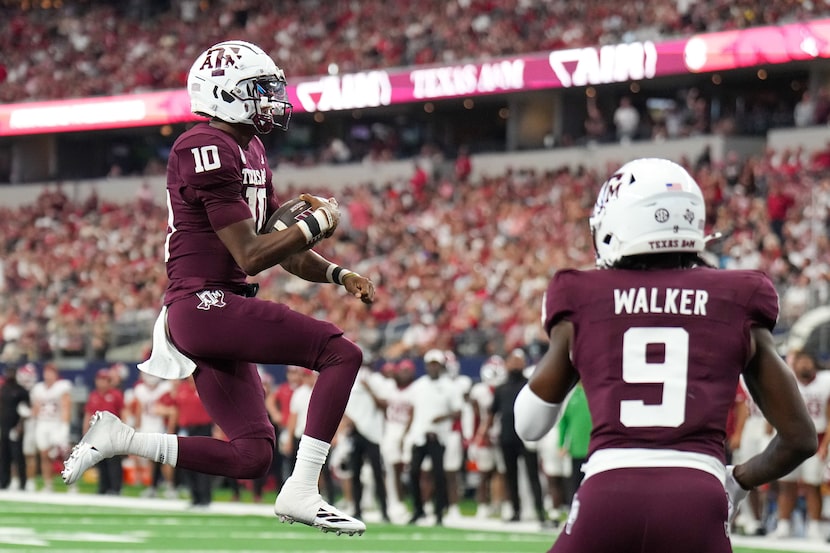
[[558, 383, 592, 459]]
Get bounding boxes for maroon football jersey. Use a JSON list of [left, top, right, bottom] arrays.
[[163, 123, 279, 304], [543, 267, 778, 462]]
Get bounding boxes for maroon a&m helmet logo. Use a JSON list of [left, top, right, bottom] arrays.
[[198, 46, 243, 76]]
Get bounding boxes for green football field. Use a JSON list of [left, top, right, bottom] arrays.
[[0, 493, 823, 553]]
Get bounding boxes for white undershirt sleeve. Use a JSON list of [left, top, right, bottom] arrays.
[[513, 383, 561, 441]]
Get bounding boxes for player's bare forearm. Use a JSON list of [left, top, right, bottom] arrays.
[[217, 218, 308, 276], [282, 249, 376, 302], [733, 433, 817, 489], [280, 251, 376, 305], [475, 414, 491, 443], [280, 249, 335, 282], [735, 327, 819, 488]]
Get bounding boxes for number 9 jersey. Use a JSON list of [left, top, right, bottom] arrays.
[[542, 266, 778, 464]]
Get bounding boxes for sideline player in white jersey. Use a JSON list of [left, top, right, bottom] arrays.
[[404, 350, 463, 525], [470, 355, 506, 518], [443, 350, 472, 520], [773, 351, 830, 541], [129, 374, 174, 497], [343, 360, 390, 522], [16, 364, 38, 492], [535, 388, 573, 519], [732, 376, 773, 536], [380, 359, 415, 517], [30, 363, 71, 491]]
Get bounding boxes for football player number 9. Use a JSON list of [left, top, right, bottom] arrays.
[[620, 327, 688, 428]]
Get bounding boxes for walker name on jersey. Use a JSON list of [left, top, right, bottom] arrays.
[[614, 287, 708, 316]]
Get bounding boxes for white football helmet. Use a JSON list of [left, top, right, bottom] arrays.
[[480, 355, 506, 386], [444, 350, 460, 378], [187, 40, 293, 133], [16, 363, 38, 390], [589, 158, 705, 268]]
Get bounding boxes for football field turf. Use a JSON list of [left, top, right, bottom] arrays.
[[0, 492, 824, 553]]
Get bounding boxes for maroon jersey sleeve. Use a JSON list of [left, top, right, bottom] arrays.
[[174, 128, 253, 232], [542, 269, 580, 334], [744, 271, 779, 331]]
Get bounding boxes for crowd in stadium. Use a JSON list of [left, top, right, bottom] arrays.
[[1, 0, 828, 104], [0, 146, 829, 365]]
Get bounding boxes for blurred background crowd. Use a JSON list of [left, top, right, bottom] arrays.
[[2, 0, 830, 179], [2, 147, 830, 365], [2, 0, 827, 104]]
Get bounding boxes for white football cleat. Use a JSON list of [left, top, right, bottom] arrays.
[[275, 479, 366, 536], [62, 411, 134, 485], [446, 504, 463, 520]]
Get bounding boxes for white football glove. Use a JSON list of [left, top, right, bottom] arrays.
[[724, 465, 749, 523], [297, 194, 340, 243], [318, 196, 340, 238]]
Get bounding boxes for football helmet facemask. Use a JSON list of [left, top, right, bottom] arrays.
[[589, 158, 706, 268], [188, 40, 293, 134]]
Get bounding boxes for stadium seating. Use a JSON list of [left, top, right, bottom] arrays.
[[0, 151, 826, 363], [1, 0, 828, 103]]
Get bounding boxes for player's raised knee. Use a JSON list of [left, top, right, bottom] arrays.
[[341, 338, 363, 369], [228, 438, 274, 479], [320, 335, 363, 372]]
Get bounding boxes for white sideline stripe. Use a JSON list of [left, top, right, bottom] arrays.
[[729, 535, 830, 553], [0, 490, 270, 516], [0, 490, 824, 552], [0, 490, 550, 534], [0, 548, 456, 553]]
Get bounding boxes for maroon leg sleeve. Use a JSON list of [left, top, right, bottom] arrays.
[[303, 335, 362, 442], [177, 436, 273, 479]]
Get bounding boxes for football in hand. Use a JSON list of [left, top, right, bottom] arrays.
[[261, 197, 314, 234]]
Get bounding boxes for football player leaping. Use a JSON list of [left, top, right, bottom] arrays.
[[62, 40, 375, 536]]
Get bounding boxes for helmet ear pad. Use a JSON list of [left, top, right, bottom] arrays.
[[590, 158, 706, 268]]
